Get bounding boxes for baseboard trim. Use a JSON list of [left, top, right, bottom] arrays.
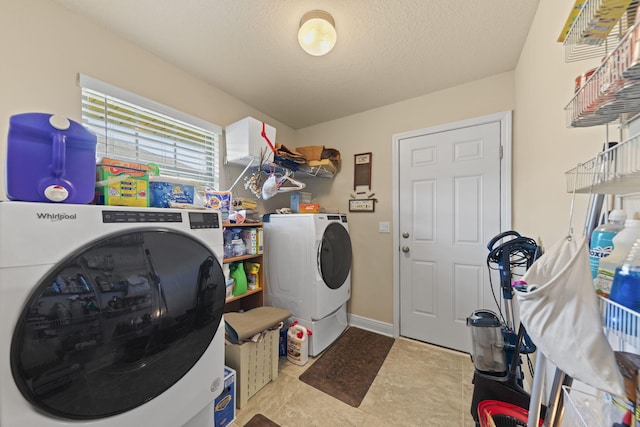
[[347, 314, 394, 337]]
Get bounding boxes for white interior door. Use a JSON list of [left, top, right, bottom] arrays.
[[395, 114, 507, 353]]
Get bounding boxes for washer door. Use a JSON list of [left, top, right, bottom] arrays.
[[318, 222, 352, 290], [10, 229, 225, 420]]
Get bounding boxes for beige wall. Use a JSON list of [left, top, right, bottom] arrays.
[[293, 73, 516, 323], [1, 0, 613, 327], [514, 0, 604, 248], [0, 0, 297, 199]]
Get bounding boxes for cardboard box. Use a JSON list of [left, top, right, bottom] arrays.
[[241, 228, 258, 255], [257, 228, 264, 254], [214, 367, 236, 427], [299, 203, 320, 213], [95, 158, 150, 207], [225, 117, 276, 166]]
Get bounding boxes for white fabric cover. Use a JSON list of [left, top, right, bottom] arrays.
[[516, 235, 625, 397]]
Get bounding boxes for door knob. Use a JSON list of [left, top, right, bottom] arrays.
[[402, 232, 409, 238], [402, 246, 410, 253]]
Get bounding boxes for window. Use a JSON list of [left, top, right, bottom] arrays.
[[78, 74, 221, 191]]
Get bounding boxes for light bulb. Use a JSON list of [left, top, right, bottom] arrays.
[[298, 11, 337, 56]]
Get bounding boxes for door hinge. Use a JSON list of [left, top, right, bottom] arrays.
[[499, 145, 503, 159]]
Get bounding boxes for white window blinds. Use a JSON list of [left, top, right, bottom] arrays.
[[78, 74, 221, 190]]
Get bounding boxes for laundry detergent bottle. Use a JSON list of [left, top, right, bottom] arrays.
[[589, 209, 626, 279], [229, 262, 247, 296], [596, 216, 640, 297], [287, 321, 312, 366], [610, 239, 640, 317]]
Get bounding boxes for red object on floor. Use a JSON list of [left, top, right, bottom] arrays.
[[478, 400, 543, 427]]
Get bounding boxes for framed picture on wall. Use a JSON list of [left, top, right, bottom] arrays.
[[354, 152, 372, 190], [349, 199, 375, 212]]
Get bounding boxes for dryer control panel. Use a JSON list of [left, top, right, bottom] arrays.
[[102, 210, 182, 223], [101, 210, 220, 229]]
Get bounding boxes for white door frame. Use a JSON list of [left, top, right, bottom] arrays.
[[391, 110, 513, 338]]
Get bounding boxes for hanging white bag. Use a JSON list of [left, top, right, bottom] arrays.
[[515, 235, 625, 397]]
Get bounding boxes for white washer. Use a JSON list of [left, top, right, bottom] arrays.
[[0, 201, 226, 427], [263, 213, 352, 356]]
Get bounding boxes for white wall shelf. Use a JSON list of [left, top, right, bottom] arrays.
[[565, 131, 640, 194], [562, 0, 640, 127], [561, 0, 639, 62]]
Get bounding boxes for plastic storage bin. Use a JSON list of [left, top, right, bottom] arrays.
[[6, 112, 97, 203], [224, 328, 279, 408], [225, 117, 276, 166]]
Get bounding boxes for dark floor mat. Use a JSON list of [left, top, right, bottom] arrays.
[[298, 327, 395, 407], [243, 413, 280, 427]]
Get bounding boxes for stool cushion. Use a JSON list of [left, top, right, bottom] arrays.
[[225, 306, 291, 343]]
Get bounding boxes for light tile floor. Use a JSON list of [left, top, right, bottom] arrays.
[[230, 336, 477, 427]]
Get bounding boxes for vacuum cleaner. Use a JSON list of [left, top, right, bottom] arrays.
[[467, 231, 545, 425]]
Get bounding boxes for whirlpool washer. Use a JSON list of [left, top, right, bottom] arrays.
[[264, 213, 352, 356], [0, 201, 226, 427]]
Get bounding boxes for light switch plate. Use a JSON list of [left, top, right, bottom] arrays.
[[378, 221, 390, 233]]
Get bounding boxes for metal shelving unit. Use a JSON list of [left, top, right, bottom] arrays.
[[566, 23, 640, 127], [546, 3, 640, 426], [564, 0, 640, 127], [565, 131, 640, 194], [561, 386, 605, 427], [600, 295, 640, 351], [562, 0, 638, 62], [561, 297, 640, 427]]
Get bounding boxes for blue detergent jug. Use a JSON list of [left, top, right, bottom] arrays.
[[589, 209, 626, 279], [6, 112, 97, 203], [609, 239, 640, 334]]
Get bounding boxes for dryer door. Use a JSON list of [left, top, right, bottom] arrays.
[[318, 222, 353, 289], [10, 229, 225, 420]]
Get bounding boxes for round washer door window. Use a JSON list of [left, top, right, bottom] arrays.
[[319, 222, 352, 290], [10, 229, 225, 420]]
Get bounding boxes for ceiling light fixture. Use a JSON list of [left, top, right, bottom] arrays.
[[298, 10, 337, 56]]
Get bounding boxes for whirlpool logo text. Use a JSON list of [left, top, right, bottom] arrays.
[[36, 212, 77, 222]]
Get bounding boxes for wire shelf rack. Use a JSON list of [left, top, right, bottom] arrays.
[[565, 131, 640, 194], [563, 0, 640, 127], [565, 20, 640, 127], [561, 386, 606, 427], [562, 0, 639, 62], [599, 295, 640, 351], [558, 298, 639, 427]]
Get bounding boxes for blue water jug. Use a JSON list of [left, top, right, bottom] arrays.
[[6, 113, 97, 203], [609, 240, 640, 333], [590, 209, 626, 279]]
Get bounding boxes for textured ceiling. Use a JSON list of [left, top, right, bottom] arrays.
[[51, 0, 540, 129]]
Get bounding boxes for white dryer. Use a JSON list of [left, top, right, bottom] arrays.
[[263, 213, 352, 356], [0, 201, 226, 427]]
